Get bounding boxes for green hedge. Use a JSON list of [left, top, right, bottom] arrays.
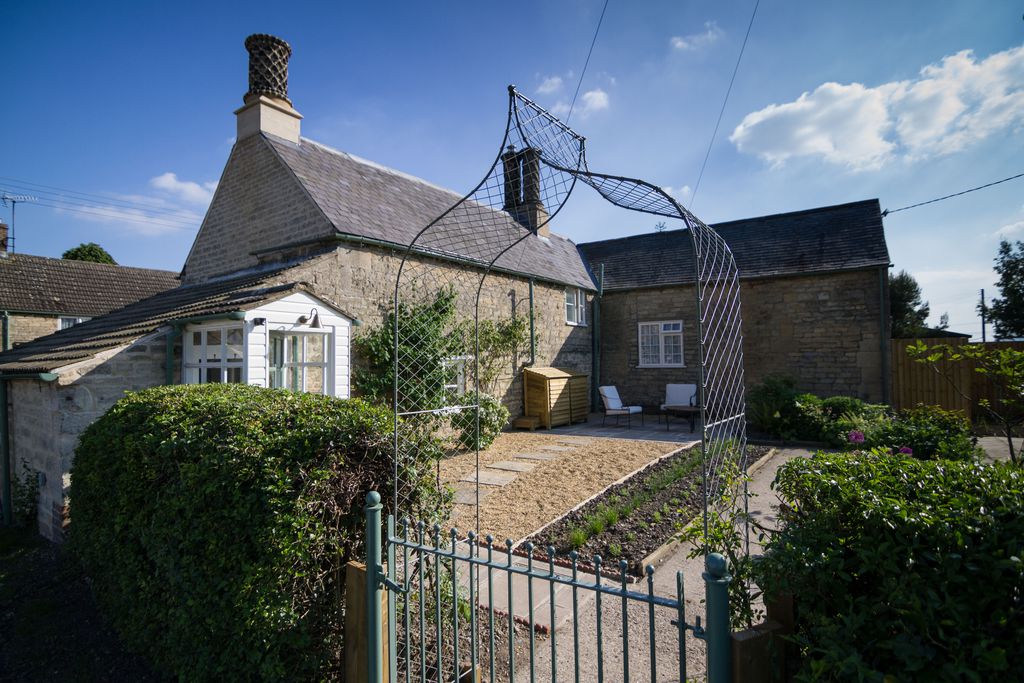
[[758, 451, 1024, 681], [69, 384, 449, 681]]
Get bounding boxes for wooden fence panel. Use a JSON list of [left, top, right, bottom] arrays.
[[970, 341, 1024, 422], [890, 337, 972, 417]]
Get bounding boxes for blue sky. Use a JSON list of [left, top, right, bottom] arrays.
[[3, 0, 1022, 339]]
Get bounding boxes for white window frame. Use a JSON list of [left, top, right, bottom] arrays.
[[183, 323, 246, 384], [637, 320, 685, 368], [60, 316, 90, 330], [565, 287, 587, 326], [268, 330, 332, 395]]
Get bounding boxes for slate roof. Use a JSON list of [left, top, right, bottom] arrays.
[[265, 135, 596, 290], [0, 266, 304, 374], [0, 253, 179, 316], [578, 199, 890, 291]]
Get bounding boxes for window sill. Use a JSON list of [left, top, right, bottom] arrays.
[[637, 364, 686, 369], [565, 321, 589, 328]]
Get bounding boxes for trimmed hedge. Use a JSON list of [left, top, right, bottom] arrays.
[[70, 384, 449, 681], [758, 451, 1024, 681]]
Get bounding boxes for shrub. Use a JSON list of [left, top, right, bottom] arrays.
[[746, 375, 801, 438], [450, 391, 509, 450], [70, 384, 449, 681], [757, 451, 1024, 680], [865, 404, 980, 460]]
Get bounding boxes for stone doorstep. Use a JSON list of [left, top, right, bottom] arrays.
[[453, 487, 494, 505], [460, 470, 517, 486], [514, 452, 559, 461], [487, 460, 536, 472]]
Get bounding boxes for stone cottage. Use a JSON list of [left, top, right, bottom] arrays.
[[578, 199, 892, 408], [0, 34, 890, 540], [0, 226, 178, 347]]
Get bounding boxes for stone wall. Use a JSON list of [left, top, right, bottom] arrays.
[[598, 268, 888, 408], [11, 334, 175, 541], [284, 243, 594, 414], [182, 135, 335, 283], [8, 313, 59, 347]]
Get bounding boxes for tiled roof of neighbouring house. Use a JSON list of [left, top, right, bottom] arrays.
[[0, 253, 180, 316], [265, 135, 597, 291], [0, 266, 305, 374], [578, 199, 891, 291]]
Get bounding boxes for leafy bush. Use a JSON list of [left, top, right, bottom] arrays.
[[864, 404, 980, 460], [757, 451, 1024, 681], [450, 391, 509, 450], [70, 384, 450, 681], [746, 375, 801, 438]]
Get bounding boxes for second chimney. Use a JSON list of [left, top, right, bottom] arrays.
[[502, 146, 550, 236], [235, 34, 303, 144], [0, 222, 8, 256]]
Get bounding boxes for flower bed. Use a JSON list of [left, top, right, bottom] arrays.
[[524, 444, 770, 576]]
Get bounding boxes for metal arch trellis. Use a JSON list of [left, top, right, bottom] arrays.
[[391, 85, 747, 539]]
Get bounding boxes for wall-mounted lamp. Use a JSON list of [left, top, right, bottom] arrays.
[[252, 317, 267, 326], [297, 308, 322, 329]]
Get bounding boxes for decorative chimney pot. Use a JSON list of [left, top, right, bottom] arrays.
[[244, 34, 292, 104], [235, 33, 302, 143]]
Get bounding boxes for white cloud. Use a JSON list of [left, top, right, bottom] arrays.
[[536, 76, 563, 95], [150, 172, 217, 205], [671, 21, 724, 51], [55, 201, 204, 237], [548, 88, 610, 120], [662, 185, 692, 199], [995, 220, 1024, 239], [730, 45, 1024, 170]]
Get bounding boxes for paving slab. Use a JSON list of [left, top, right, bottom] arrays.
[[488, 460, 536, 472], [538, 445, 575, 452], [461, 469, 517, 486], [453, 487, 493, 505], [556, 437, 595, 445], [514, 452, 559, 461]]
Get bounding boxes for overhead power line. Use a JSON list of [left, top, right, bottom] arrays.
[[690, 0, 760, 211], [0, 176, 201, 218], [566, 0, 611, 124], [882, 171, 1024, 216]]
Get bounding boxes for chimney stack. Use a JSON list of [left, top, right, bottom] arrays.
[[0, 222, 8, 256], [501, 146, 550, 236], [235, 34, 302, 144]]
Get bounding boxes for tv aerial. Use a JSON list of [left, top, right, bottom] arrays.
[[1, 193, 37, 253]]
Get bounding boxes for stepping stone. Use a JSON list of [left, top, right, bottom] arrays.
[[488, 460, 536, 472], [557, 437, 595, 445], [461, 470, 517, 486], [539, 445, 575, 452], [453, 487, 493, 505], [515, 452, 558, 461]]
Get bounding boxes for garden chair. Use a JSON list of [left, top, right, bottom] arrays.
[[598, 385, 644, 428], [660, 383, 699, 432]]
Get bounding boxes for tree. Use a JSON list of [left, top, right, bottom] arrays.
[[889, 270, 929, 338], [984, 240, 1024, 339], [908, 341, 1024, 464], [62, 242, 117, 264], [937, 312, 950, 330]]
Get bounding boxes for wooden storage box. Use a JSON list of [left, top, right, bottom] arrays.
[[523, 367, 589, 429]]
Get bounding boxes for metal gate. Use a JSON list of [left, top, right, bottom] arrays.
[[363, 491, 732, 683]]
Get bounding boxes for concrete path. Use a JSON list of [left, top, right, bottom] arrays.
[[978, 435, 1018, 464]]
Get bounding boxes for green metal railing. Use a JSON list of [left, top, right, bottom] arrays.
[[364, 492, 732, 683]]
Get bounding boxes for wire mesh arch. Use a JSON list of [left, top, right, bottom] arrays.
[[391, 85, 747, 538]]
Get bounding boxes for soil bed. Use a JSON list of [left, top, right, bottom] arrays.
[[526, 445, 770, 576]]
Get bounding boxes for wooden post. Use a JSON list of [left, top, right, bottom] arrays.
[[345, 560, 389, 683]]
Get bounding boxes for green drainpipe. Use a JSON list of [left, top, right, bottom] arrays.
[[591, 264, 603, 411], [1, 372, 58, 526]]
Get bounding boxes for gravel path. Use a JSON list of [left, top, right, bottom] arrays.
[[440, 432, 689, 543]]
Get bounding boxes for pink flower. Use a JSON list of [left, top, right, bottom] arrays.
[[848, 430, 865, 444], [898, 446, 913, 455]]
